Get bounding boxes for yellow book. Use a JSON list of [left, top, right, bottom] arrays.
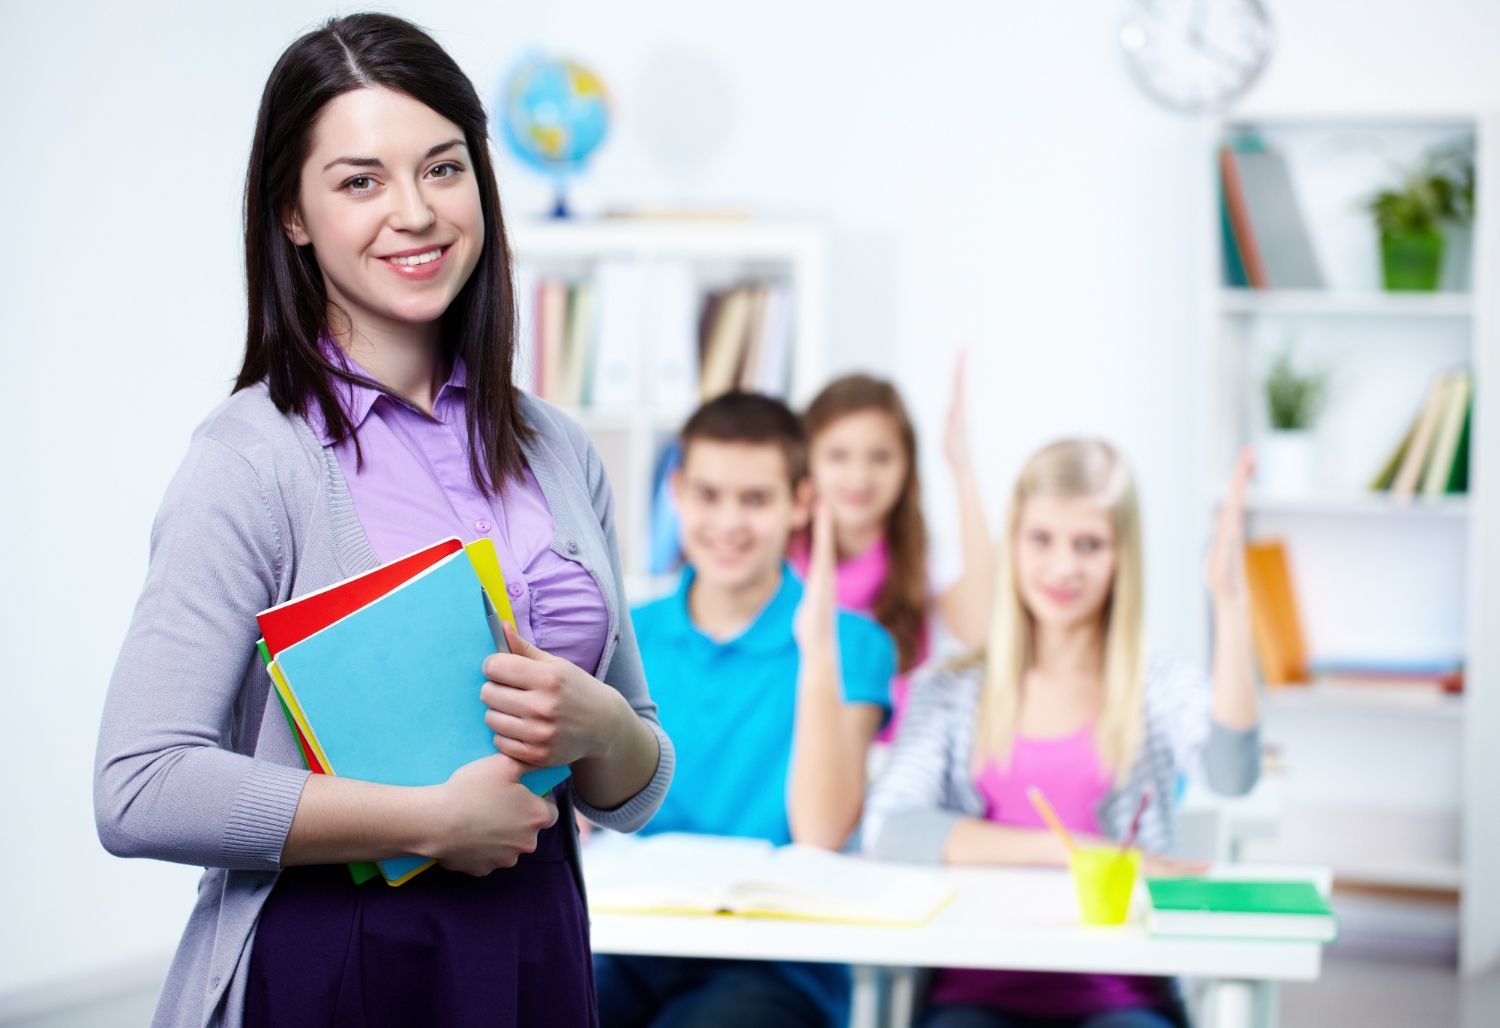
[[1244, 539, 1308, 686]]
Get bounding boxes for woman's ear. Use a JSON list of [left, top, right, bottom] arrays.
[[282, 206, 311, 247]]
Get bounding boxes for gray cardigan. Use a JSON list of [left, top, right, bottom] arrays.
[[862, 657, 1259, 863], [94, 383, 674, 1028]]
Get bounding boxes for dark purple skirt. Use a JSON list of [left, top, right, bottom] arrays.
[[244, 796, 595, 1028]]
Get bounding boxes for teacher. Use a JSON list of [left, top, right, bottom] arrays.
[[93, 13, 672, 1027]]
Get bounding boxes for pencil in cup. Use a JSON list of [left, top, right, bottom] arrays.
[[1027, 786, 1139, 926]]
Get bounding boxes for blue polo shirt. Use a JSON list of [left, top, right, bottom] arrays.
[[629, 562, 896, 1024], [633, 562, 896, 845]]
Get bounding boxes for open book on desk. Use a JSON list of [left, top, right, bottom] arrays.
[[583, 833, 956, 927]]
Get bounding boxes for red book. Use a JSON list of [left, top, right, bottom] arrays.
[[257, 537, 463, 656], [1220, 146, 1267, 289]]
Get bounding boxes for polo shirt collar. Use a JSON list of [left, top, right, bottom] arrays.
[[668, 561, 803, 654]]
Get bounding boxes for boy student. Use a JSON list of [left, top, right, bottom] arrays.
[[593, 392, 896, 1028]]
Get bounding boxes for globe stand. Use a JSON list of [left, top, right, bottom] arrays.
[[550, 183, 572, 220]]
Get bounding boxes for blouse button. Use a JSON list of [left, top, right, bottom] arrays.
[[566, 540, 580, 554], [508, 581, 525, 599], [475, 519, 491, 533]]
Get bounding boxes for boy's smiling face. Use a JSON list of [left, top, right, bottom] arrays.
[[673, 439, 809, 596]]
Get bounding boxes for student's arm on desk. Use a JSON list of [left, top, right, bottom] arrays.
[[789, 503, 886, 850]]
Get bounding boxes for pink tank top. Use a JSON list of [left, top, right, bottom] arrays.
[[927, 724, 1171, 1019]]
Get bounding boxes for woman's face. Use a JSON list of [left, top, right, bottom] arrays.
[[286, 87, 484, 342], [1013, 494, 1118, 632], [808, 410, 909, 541]]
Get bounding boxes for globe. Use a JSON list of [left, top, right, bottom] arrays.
[[497, 54, 610, 217]]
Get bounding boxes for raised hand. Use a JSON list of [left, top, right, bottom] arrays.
[[944, 349, 973, 473], [480, 623, 629, 769], [1205, 446, 1255, 606], [794, 499, 839, 651]]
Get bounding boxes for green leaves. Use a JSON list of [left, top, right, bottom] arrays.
[[1265, 349, 1327, 431], [1367, 140, 1476, 236]]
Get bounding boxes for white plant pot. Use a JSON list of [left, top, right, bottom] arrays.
[[1259, 430, 1316, 498]]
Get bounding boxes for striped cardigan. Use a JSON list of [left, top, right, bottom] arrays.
[[862, 657, 1259, 863]]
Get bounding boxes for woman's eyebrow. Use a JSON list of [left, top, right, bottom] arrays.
[[322, 138, 467, 172]]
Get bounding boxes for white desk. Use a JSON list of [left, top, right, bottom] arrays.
[[585, 844, 1327, 1028]]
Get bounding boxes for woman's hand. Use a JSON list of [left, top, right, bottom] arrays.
[[1140, 851, 1211, 878], [1205, 446, 1255, 608], [793, 500, 838, 652], [943, 349, 974, 474], [481, 623, 629, 769], [428, 753, 559, 876]]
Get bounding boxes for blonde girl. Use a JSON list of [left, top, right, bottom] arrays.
[[863, 440, 1259, 1028], [794, 359, 995, 737]]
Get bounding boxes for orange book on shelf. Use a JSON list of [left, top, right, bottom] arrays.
[[1244, 539, 1309, 686]]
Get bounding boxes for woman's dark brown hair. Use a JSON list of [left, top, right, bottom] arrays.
[[803, 375, 928, 673], [235, 13, 528, 494]]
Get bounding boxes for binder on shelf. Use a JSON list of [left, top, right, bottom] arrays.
[[589, 262, 646, 412], [536, 279, 569, 404], [1422, 371, 1472, 498], [650, 264, 703, 420], [1219, 138, 1325, 290], [698, 287, 753, 400], [1244, 539, 1308, 686]]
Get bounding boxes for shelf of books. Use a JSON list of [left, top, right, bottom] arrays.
[[1201, 112, 1500, 973], [509, 219, 829, 602]]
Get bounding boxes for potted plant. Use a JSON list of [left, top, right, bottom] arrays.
[[1367, 141, 1475, 291], [1260, 348, 1327, 497]]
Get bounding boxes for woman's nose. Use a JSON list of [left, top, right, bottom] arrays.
[[388, 180, 437, 233]]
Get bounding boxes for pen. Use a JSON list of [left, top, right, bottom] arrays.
[[482, 590, 511, 654]]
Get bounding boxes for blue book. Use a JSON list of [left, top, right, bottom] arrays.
[[275, 550, 570, 885]]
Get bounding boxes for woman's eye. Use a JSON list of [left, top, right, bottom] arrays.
[[1076, 537, 1101, 554], [344, 175, 375, 193], [428, 161, 463, 179]]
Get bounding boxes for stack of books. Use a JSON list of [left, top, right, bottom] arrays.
[[1369, 369, 1473, 501], [1219, 136, 1325, 290], [696, 282, 794, 401], [257, 537, 570, 886]]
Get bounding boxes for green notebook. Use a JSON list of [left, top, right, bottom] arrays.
[[1146, 878, 1337, 942]]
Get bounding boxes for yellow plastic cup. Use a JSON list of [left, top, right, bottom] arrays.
[[1069, 846, 1141, 925]]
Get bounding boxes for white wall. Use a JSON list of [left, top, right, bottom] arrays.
[[3, 0, 1498, 1001]]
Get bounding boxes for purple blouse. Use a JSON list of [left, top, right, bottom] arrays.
[[309, 348, 608, 675]]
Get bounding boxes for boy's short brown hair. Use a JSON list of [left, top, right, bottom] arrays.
[[680, 392, 807, 488]]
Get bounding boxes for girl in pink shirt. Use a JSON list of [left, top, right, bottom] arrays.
[[792, 360, 994, 739], [864, 439, 1261, 1027]]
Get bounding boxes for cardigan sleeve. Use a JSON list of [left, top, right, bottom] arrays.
[[567, 428, 675, 832], [94, 433, 309, 871], [1146, 655, 1261, 797], [861, 666, 975, 864]]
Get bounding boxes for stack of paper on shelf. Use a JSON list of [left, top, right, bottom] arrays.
[[1244, 539, 1309, 687], [584, 833, 956, 926], [1370, 369, 1472, 500], [256, 536, 569, 887], [1146, 877, 1337, 942]]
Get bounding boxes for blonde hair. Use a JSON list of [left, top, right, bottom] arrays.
[[972, 439, 1146, 784]]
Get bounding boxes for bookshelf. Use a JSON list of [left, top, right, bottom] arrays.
[[1199, 112, 1500, 974], [509, 219, 830, 599]]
